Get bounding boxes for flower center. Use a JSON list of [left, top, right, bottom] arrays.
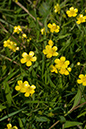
[[52, 25, 57, 30], [26, 55, 32, 61]]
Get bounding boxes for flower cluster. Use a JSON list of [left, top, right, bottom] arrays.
[[20, 51, 37, 67], [13, 25, 22, 34], [66, 7, 86, 24], [76, 14, 86, 24], [66, 7, 78, 17], [15, 80, 36, 97], [43, 40, 58, 58], [77, 74, 86, 86], [54, 3, 60, 14], [48, 23, 60, 33], [3, 39, 19, 52], [5, 123, 18, 129], [50, 56, 71, 75]]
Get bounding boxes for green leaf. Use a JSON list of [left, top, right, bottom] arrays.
[[18, 118, 24, 129], [39, 2, 50, 17], [59, 116, 66, 123], [68, 88, 82, 114], [0, 104, 6, 111], [72, 88, 82, 108], [77, 111, 86, 118], [57, 34, 71, 40], [3, 82, 12, 106], [0, 106, 27, 121], [35, 116, 50, 122], [48, 75, 56, 88], [4, 68, 19, 82], [64, 121, 82, 128]]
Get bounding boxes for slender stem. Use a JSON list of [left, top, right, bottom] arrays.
[[49, 120, 59, 129], [14, 1, 43, 27]]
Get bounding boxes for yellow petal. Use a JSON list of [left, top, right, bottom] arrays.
[[52, 46, 58, 51], [20, 87, 26, 93], [13, 126, 18, 129], [60, 56, 66, 61], [7, 123, 12, 128], [84, 16, 86, 19], [22, 52, 27, 57], [48, 23, 52, 28], [31, 85, 36, 89], [30, 90, 35, 95], [83, 81, 86, 86], [70, 7, 74, 10], [67, 67, 71, 72], [15, 86, 20, 91], [64, 70, 69, 75], [43, 49, 47, 54], [46, 54, 52, 58], [29, 51, 34, 56], [75, 8, 78, 12], [53, 52, 58, 56], [65, 61, 70, 66], [31, 56, 37, 62], [77, 79, 82, 84], [79, 74, 84, 79], [48, 40, 54, 46], [24, 92, 30, 97], [20, 58, 26, 63], [54, 59, 59, 63], [66, 10, 70, 15], [76, 21, 80, 24], [26, 61, 32, 66], [17, 80, 23, 85], [24, 81, 29, 85]]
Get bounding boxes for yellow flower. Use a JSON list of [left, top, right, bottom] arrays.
[[15, 80, 36, 97], [24, 85, 36, 97], [48, 40, 54, 46], [20, 81, 30, 93], [76, 14, 86, 24], [7, 123, 12, 129], [41, 27, 46, 35], [66, 7, 78, 17], [5, 123, 18, 129], [50, 65, 58, 73], [13, 25, 22, 34], [43, 45, 58, 58], [77, 74, 86, 86], [15, 80, 24, 91], [48, 23, 60, 33], [3, 39, 19, 52], [22, 33, 27, 39], [59, 68, 69, 75], [54, 3, 60, 14], [55, 56, 70, 69], [50, 56, 71, 75], [20, 51, 37, 67], [77, 62, 80, 65]]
